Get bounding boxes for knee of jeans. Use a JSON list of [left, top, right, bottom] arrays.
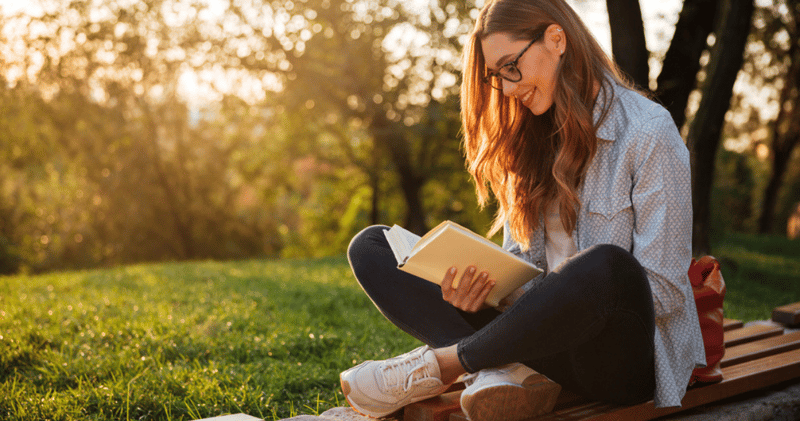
[[585, 244, 634, 266], [580, 244, 652, 312], [586, 244, 646, 284], [347, 225, 390, 262]]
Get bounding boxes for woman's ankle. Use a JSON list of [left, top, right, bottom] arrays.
[[433, 345, 467, 384]]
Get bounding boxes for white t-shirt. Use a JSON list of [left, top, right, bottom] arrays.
[[544, 205, 577, 272]]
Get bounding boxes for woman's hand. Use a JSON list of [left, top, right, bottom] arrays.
[[441, 266, 495, 313]]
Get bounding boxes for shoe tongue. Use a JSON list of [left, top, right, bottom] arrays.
[[420, 349, 441, 380], [380, 347, 440, 391]]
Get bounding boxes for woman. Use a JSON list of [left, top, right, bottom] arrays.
[[340, 0, 705, 419]]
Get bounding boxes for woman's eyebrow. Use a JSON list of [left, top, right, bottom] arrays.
[[488, 53, 515, 71]]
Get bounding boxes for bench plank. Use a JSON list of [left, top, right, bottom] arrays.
[[772, 302, 800, 326], [723, 318, 743, 331], [405, 390, 462, 421], [722, 330, 800, 368], [723, 324, 783, 347], [506, 347, 800, 421]]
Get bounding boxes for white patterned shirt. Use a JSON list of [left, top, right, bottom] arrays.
[[502, 80, 706, 408]]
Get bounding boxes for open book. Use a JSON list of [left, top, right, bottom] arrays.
[[383, 221, 542, 307]]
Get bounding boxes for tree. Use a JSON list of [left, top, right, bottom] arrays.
[[227, 0, 475, 235], [0, 0, 286, 270], [756, 0, 800, 234], [605, 0, 649, 90], [654, 0, 719, 128], [686, 0, 755, 254], [607, 0, 755, 254]]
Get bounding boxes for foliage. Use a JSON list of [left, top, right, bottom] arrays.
[[711, 149, 756, 234], [0, 0, 798, 273], [728, 0, 800, 234], [0, 0, 492, 272]]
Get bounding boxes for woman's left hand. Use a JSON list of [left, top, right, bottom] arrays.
[[440, 265, 495, 313]]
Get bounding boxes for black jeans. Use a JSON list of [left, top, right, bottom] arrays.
[[347, 225, 656, 405]]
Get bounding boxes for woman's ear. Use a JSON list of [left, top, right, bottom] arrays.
[[546, 24, 566, 56]]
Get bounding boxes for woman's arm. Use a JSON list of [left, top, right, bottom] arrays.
[[630, 114, 693, 318]]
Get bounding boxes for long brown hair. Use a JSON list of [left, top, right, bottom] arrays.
[[462, 0, 631, 250]]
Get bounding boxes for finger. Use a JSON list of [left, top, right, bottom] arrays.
[[457, 266, 477, 295], [466, 273, 492, 311], [466, 272, 488, 299], [474, 278, 495, 310], [441, 266, 457, 292]]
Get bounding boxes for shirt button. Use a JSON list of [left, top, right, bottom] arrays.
[[536, 261, 543, 266]]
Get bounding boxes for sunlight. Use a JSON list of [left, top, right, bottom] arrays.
[[0, 0, 724, 116]]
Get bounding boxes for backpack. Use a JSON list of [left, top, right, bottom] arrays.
[[687, 256, 726, 386]]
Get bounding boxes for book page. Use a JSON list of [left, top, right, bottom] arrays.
[[412, 221, 505, 256], [383, 225, 421, 265]]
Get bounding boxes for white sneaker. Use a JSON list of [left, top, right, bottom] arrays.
[[460, 363, 561, 421], [340, 345, 450, 418]]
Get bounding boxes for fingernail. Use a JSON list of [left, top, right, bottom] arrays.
[[450, 267, 456, 274], [468, 267, 475, 274]]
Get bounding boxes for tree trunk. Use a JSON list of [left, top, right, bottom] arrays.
[[687, 0, 754, 255], [655, 0, 719, 129], [606, 0, 650, 90], [758, 11, 800, 234], [369, 170, 380, 226], [759, 134, 800, 233], [372, 115, 429, 235]]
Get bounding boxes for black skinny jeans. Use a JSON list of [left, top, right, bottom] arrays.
[[347, 225, 656, 405]]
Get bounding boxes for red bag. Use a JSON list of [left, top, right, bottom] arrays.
[[687, 256, 726, 386]]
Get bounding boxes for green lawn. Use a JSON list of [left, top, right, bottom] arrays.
[[0, 257, 420, 420], [1, 234, 798, 420], [712, 232, 800, 322]]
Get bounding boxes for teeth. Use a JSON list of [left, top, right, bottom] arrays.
[[520, 90, 533, 104]]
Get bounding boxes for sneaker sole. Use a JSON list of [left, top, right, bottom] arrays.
[[340, 373, 402, 419], [340, 372, 449, 419], [461, 375, 561, 421]]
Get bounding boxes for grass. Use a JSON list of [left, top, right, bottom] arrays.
[[712, 232, 800, 322], [0, 256, 420, 420], [0, 233, 797, 420]]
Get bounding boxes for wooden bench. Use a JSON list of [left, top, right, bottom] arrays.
[[403, 303, 800, 421]]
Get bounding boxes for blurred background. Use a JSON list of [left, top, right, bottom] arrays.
[[0, 0, 797, 275]]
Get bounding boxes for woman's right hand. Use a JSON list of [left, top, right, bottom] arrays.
[[441, 265, 495, 313]]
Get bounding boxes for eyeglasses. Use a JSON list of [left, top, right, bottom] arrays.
[[483, 30, 545, 90]]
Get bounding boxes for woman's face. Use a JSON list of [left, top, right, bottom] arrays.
[[481, 25, 565, 115]]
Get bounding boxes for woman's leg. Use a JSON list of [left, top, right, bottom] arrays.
[[457, 244, 656, 404], [347, 225, 501, 348], [348, 226, 655, 404]]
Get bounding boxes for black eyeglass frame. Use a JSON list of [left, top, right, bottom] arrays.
[[482, 30, 546, 90]]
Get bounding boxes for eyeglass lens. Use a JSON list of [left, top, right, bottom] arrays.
[[487, 66, 521, 90]]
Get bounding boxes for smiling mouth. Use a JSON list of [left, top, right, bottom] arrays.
[[519, 89, 535, 105]]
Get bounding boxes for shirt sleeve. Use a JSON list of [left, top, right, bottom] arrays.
[[631, 114, 694, 318]]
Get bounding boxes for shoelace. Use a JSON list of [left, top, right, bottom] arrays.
[[380, 352, 433, 393]]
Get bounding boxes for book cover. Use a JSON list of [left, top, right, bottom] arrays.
[[383, 221, 542, 307]]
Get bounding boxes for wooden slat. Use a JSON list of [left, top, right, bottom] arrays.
[[448, 389, 590, 421], [723, 323, 783, 347], [405, 390, 463, 421], [722, 330, 800, 368], [723, 318, 744, 331], [772, 302, 800, 326], [515, 347, 800, 421]]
